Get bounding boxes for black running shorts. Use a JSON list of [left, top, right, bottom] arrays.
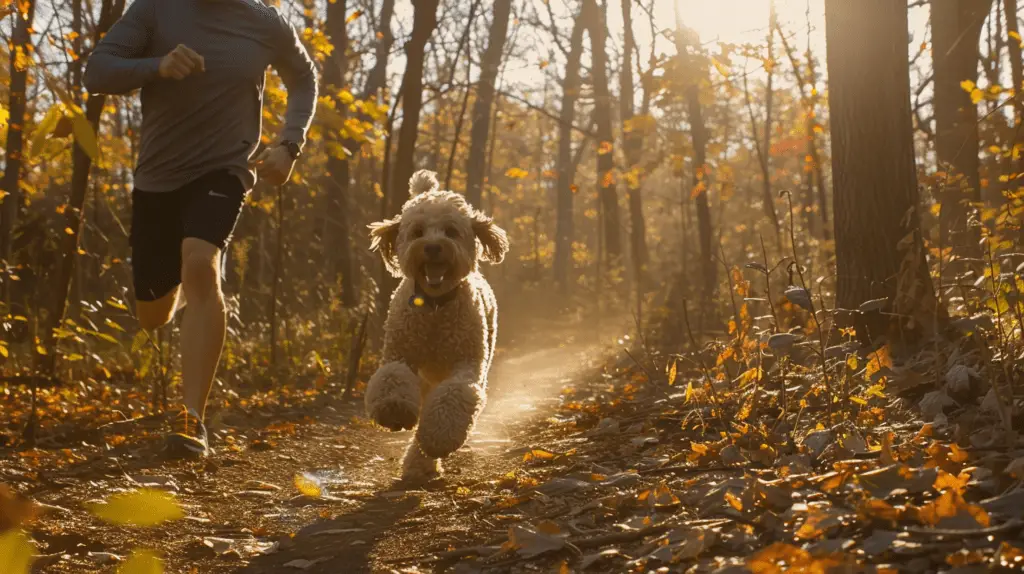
[[130, 170, 246, 302]]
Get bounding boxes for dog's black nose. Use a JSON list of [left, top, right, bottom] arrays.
[[425, 243, 442, 258]]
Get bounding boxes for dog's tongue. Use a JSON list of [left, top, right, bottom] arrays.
[[424, 263, 446, 287]]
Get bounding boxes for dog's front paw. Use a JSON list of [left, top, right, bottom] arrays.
[[373, 400, 419, 431], [365, 362, 422, 431], [416, 382, 484, 458]]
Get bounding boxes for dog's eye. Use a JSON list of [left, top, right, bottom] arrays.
[[444, 225, 460, 239], [410, 227, 424, 239]]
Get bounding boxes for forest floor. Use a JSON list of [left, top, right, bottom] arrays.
[[5, 312, 1024, 573]]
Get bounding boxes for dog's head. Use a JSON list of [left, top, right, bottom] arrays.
[[369, 170, 509, 297]]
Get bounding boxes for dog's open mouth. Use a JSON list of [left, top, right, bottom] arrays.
[[422, 262, 449, 289]]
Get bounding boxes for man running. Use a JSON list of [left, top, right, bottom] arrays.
[[84, 0, 318, 458]]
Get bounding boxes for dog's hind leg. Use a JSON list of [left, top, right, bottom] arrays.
[[415, 368, 486, 459], [366, 362, 422, 431], [401, 440, 441, 483]]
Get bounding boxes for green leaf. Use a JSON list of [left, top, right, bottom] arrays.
[[29, 105, 63, 158], [0, 529, 35, 574], [118, 549, 163, 574], [87, 488, 184, 526], [71, 112, 100, 162]]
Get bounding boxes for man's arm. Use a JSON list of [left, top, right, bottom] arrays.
[[83, 0, 162, 95], [272, 15, 319, 150]]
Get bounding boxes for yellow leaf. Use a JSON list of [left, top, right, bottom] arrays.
[[0, 344, 8, 358], [990, 145, 1003, 154], [294, 473, 323, 498], [1011, 30, 1022, 45], [29, 104, 63, 158], [597, 141, 613, 155], [72, 112, 100, 162], [971, 88, 984, 105], [104, 318, 126, 332], [0, 529, 35, 574], [35, 345, 47, 355], [88, 489, 184, 526], [684, 381, 694, 403], [960, 79, 976, 93], [667, 360, 678, 386], [711, 56, 730, 77], [724, 491, 743, 511], [118, 549, 163, 574], [505, 167, 529, 179], [345, 9, 362, 23]]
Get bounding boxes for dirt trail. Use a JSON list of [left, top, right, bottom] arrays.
[[241, 339, 606, 573], [11, 317, 617, 574]]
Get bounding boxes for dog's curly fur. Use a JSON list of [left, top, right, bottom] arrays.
[[366, 170, 509, 483]]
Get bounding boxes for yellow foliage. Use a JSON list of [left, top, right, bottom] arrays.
[[87, 489, 184, 527]]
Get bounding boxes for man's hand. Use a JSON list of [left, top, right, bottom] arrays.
[[248, 144, 296, 186], [159, 44, 205, 80]]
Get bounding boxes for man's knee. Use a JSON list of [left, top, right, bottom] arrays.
[[181, 239, 221, 298]]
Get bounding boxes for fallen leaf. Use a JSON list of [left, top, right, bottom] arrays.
[[88, 489, 184, 527], [118, 549, 163, 574], [0, 529, 34, 574]]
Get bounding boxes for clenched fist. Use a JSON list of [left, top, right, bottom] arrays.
[[159, 44, 205, 80], [248, 144, 296, 186]]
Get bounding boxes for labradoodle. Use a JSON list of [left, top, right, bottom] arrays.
[[366, 169, 509, 483]]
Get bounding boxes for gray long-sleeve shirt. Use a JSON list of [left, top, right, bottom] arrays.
[[83, 0, 318, 191]]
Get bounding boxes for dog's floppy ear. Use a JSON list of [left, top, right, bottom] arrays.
[[472, 212, 509, 264], [369, 216, 403, 276]]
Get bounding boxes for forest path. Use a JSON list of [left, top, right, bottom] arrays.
[[240, 335, 606, 574], [10, 313, 621, 574]]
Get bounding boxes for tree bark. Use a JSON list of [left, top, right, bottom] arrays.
[[825, 0, 937, 341], [553, 7, 588, 293], [45, 0, 126, 367], [931, 0, 992, 256], [0, 0, 37, 297], [1004, 0, 1023, 177], [583, 0, 622, 267], [388, 0, 441, 216], [323, 0, 358, 308], [620, 0, 649, 289], [465, 0, 512, 207]]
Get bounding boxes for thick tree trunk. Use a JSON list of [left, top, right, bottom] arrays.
[[323, 0, 358, 308], [465, 0, 512, 207], [825, 0, 937, 341], [553, 9, 587, 293], [620, 0, 649, 290], [44, 0, 126, 367], [932, 0, 992, 256], [388, 0, 441, 216], [0, 0, 37, 296], [584, 0, 622, 267]]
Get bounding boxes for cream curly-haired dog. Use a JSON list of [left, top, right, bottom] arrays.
[[366, 169, 509, 483]]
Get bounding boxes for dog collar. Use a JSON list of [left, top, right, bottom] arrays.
[[409, 282, 462, 310]]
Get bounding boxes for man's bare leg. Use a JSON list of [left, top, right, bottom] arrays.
[[180, 237, 226, 419], [136, 287, 181, 331]]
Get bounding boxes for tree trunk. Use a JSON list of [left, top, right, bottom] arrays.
[[388, 0, 441, 216], [583, 0, 622, 267], [44, 0, 126, 368], [1004, 0, 1023, 177], [932, 0, 992, 256], [672, 16, 715, 303], [0, 0, 37, 298], [825, 0, 937, 341], [620, 0, 649, 291], [686, 81, 714, 302], [553, 8, 587, 293], [323, 0, 358, 308], [465, 0, 512, 207]]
